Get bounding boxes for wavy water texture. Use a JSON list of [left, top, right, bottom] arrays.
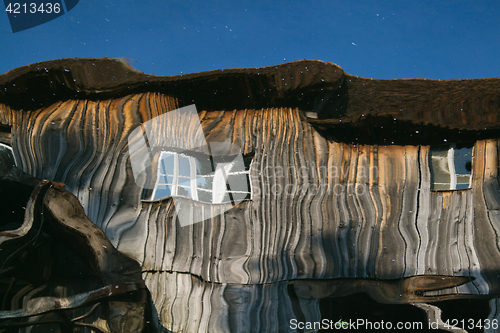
[[1, 58, 500, 332]]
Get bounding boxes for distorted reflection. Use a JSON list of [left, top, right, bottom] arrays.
[[430, 144, 473, 190], [150, 150, 251, 203], [1, 58, 500, 333]]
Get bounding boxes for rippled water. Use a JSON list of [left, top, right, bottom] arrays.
[[1, 58, 500, 332]]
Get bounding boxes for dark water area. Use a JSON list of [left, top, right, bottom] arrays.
[[313, 294, 492, 332], [1, 59, 500, 332]]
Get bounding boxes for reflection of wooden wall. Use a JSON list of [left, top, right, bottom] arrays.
[[143, 271, 312, 333], [2, 92, 500, 331]]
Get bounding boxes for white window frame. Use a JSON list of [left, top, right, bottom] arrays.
[[151, 151, 251, 203], [430, 144, 473, 191]]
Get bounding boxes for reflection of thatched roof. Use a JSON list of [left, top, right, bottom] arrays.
[[1, 58, 499, 144]]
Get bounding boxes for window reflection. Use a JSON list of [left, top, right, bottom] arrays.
[[150, 151, 251, 204], [429, 144, 473, 190]]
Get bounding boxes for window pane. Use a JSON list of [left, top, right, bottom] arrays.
[[178, 176, 191, 187], [196, 156, 214, 175], [178, 156, 191, 177], [432, 183, 451, 191], [158, 175, 173, 185], [456, 175, 471, 185], [196, 176, 213, 190], [215, 162, 234, 176], [177, 186, 192, 198], [153, 184, 172, 200], [197, 189, 212, 203], [430, 147, 452, 190], [160, 153, 175, 175], [220, 193, 231, 203], [227, 174, 249, 192], [230, 156, 246, 173], [454, 147, 473, 175]]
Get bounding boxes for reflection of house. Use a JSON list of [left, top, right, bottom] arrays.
[[1, 58, 500, 332]]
